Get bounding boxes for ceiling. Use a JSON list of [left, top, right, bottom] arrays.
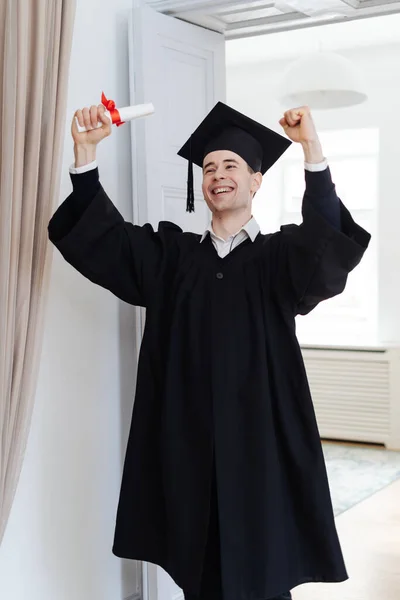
[[146, 0, 400, 39]]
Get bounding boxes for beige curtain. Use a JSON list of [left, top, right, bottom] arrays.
[[0, 0, 76, 543]]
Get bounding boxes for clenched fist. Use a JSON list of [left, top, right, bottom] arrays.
[[279, 106, 319, 145], [72, 104, 112, 167], [279, 106, 324, 163], [72, 104, 112, 146]]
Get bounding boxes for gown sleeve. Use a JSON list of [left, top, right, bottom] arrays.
[[272, 167, 371, 316], [48, 168, 179, 307]]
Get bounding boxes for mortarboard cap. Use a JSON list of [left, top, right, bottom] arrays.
[[178, 101, 292, 212]]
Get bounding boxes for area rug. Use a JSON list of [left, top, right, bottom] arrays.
[[321, 443, 400, 516]]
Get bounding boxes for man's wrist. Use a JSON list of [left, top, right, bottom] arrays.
[[301, 139, 324, 164], [74, 144, 97, 168]]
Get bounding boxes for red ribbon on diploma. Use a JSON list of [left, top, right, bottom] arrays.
[[101, 92, 125, 127]]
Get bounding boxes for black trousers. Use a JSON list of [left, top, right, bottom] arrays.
[[183, 466, 292, 600]]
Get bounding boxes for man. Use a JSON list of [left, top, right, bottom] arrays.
[[48, 101, 370, 600]]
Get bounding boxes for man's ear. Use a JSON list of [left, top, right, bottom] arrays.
[[251, 172, 263, 197]]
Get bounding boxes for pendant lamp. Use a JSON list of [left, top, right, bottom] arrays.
[[278, 51, 368, 109]]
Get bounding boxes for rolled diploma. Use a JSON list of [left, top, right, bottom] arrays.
[[75, 103, 155, 133]]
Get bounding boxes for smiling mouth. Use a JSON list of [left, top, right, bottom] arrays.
[[211, 187, 234, 196]]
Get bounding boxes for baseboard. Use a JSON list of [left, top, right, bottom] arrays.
[[124, 592, 183, 600]]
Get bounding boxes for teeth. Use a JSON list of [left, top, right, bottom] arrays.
[[214, 188, 232, 194]]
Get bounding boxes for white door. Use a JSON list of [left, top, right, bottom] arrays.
[[129, 3, 225, 232], [128, 5, 225, 600]]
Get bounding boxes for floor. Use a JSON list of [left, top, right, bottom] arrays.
[[293, 473, 400, 600]]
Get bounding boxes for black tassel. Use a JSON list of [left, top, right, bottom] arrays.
[[186, 136, 195, 213]]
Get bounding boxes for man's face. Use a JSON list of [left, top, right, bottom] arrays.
[[202, 150, 262, 215]]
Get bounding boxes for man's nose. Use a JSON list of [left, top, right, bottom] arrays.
[[214, 170, 226, 179]]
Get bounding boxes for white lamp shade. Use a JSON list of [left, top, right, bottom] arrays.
[[278, 52, 368, 109]]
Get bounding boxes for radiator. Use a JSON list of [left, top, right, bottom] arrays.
[[301, 346, 400, 450]]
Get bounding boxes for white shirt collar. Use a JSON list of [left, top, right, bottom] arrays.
[[200, 216, 260, 244]]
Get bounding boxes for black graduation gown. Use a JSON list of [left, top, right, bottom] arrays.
[[48, 167, 370, 600]]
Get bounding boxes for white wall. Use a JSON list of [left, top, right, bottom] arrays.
[[0, 1, 140, 599], [227, 40, 400, 344]]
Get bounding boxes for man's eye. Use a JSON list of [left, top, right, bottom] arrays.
[[226, 165, 235, 169]]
